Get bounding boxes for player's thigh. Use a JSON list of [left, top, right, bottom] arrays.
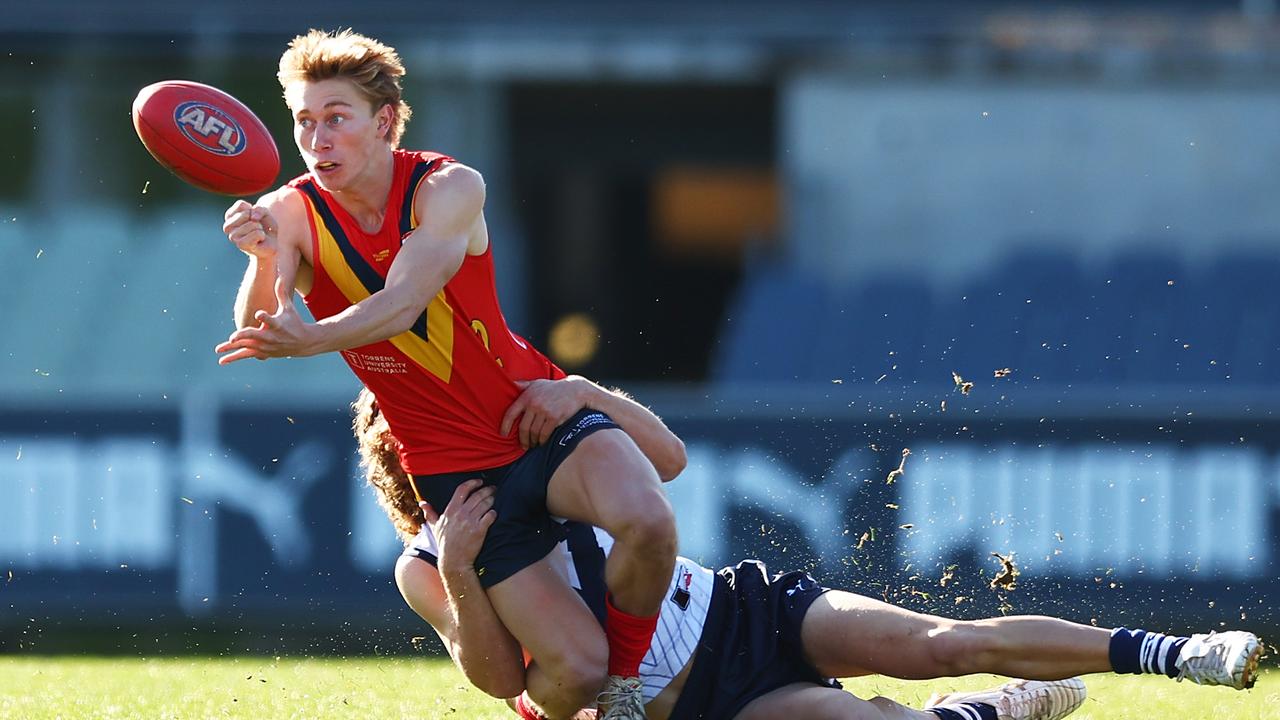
[[734, 683, 885, 720], [801, 590, 956, 680], [545, 428, 666, 528], [486, 555, 607, 678]]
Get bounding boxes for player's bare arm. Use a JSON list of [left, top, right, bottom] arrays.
[[396, 479, 526, 699], [224, 187, 313, 329], [400, 496, 606, 720], [304, 162, 483, 352], [501, 377, 687, 481], [215, 163, 483, 364]]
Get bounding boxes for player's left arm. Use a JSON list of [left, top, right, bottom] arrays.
[[396, 554, 528, 699], [395, 479, 526, 699], [215, 163, 482, 362]]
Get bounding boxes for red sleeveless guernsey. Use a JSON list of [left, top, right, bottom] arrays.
[[291, 149, 564, 475]]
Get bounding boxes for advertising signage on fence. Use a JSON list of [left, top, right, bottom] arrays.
[[1, 398, 1276, 645]]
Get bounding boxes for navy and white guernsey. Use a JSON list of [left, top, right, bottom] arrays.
[[404, 521, 715, 702]]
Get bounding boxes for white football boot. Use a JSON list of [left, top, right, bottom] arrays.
[[925, 677, 1087, 720], [597, 674, 647, 720], [1175, 631, 1264, 690]]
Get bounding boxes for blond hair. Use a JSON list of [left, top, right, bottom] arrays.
[[352, 387, 422, 544], [278, 28, 413, 147]]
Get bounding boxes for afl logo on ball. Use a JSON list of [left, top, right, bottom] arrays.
[[173, 101, 247, 156]]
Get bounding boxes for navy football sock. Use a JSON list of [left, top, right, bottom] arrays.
[[1109, 627, 1189, 678], [928, 704, 998, 720]]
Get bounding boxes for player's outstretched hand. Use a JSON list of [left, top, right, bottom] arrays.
[[214, 276, 316, 364], [500, 377, 590, 449], [420, 478, 496, 573], [223, 200, 279, 259]]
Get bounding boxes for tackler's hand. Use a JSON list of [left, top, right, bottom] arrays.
[[425, 478, 497, 574], [500, 377, 589, 449]]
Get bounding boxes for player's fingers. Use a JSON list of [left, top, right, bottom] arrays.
[[224, 200, 251, 223], [518, 409, 538, 449], [217, 347, 265, 365], [225, 325, 266, 343], [535, 415, 555, 446], [229, 226, 267, 253], [230, 222, 264, 240], [418, 500, 439, 525], [463, 488, 496, 519], [513, 380, 531, 389], [216, 335, 267, 356], [479, 508, 497, 529], [225, 219, 256, 241], [214, 337, 246, 353], [256, 309, 283, 331], [472, 486, 497, 511], [500, 395, 528, 437], [450, 478, 485, 508], [225, 205, 260, 232], [259, 209, 279, 237]]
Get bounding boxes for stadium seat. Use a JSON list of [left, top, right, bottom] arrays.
[[1103, 248, 1191, 383], [811, 273, 936, 384], [1195, 250, 1280, 383], [943, 246, 1088, 384], [712, 263, 828, 384]]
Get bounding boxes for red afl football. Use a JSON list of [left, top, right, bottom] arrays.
[[132, 80, 280, 196]]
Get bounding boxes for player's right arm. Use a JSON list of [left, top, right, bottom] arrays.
[[501, 376, 688, 481], [223, 188, 313, 330], [394, 480, 526, 699]]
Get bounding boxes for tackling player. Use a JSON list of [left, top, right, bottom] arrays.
[[356, 381, 1264, 720], [215, 29, 675, 719]]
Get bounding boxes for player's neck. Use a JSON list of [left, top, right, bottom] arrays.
[[327, 145, 395, 234]]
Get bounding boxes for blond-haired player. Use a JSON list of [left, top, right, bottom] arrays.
[[216, 29, 677, 719]]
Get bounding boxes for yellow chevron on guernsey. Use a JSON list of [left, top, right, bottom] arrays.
[[308, 202, 455, 383]]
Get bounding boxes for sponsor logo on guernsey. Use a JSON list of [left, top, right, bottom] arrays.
[[670, 566, 693, 610], [342, 350, 408, 375], [174, 101, 247, 156]]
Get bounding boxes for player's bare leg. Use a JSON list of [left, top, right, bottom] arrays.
[[799, 591, 1263, 691], [800, 591, 1111, 680], [489, 429, 676, 718], [544, 429, 677, 614], [486, 558, 609, 719], [544, 429, 677, 719]]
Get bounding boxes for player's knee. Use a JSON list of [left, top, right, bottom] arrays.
[[535, 643, 609, 711], [613, 491, 677, 553]]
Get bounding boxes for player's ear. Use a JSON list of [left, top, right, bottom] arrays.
[[376, 103, 393, 140]]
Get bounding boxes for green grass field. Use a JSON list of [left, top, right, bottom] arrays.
[[0, 656, 1274, 719]]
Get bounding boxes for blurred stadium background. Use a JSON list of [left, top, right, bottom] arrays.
[[2, 0, 1279, 658]]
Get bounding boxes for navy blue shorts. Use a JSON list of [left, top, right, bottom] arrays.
[[413, 409, 619, 588], [668, 560, 839, 720]]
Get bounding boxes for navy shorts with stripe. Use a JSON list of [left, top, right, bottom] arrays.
[[412, 409, 619, 588], [668, 560, 839, 720]]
